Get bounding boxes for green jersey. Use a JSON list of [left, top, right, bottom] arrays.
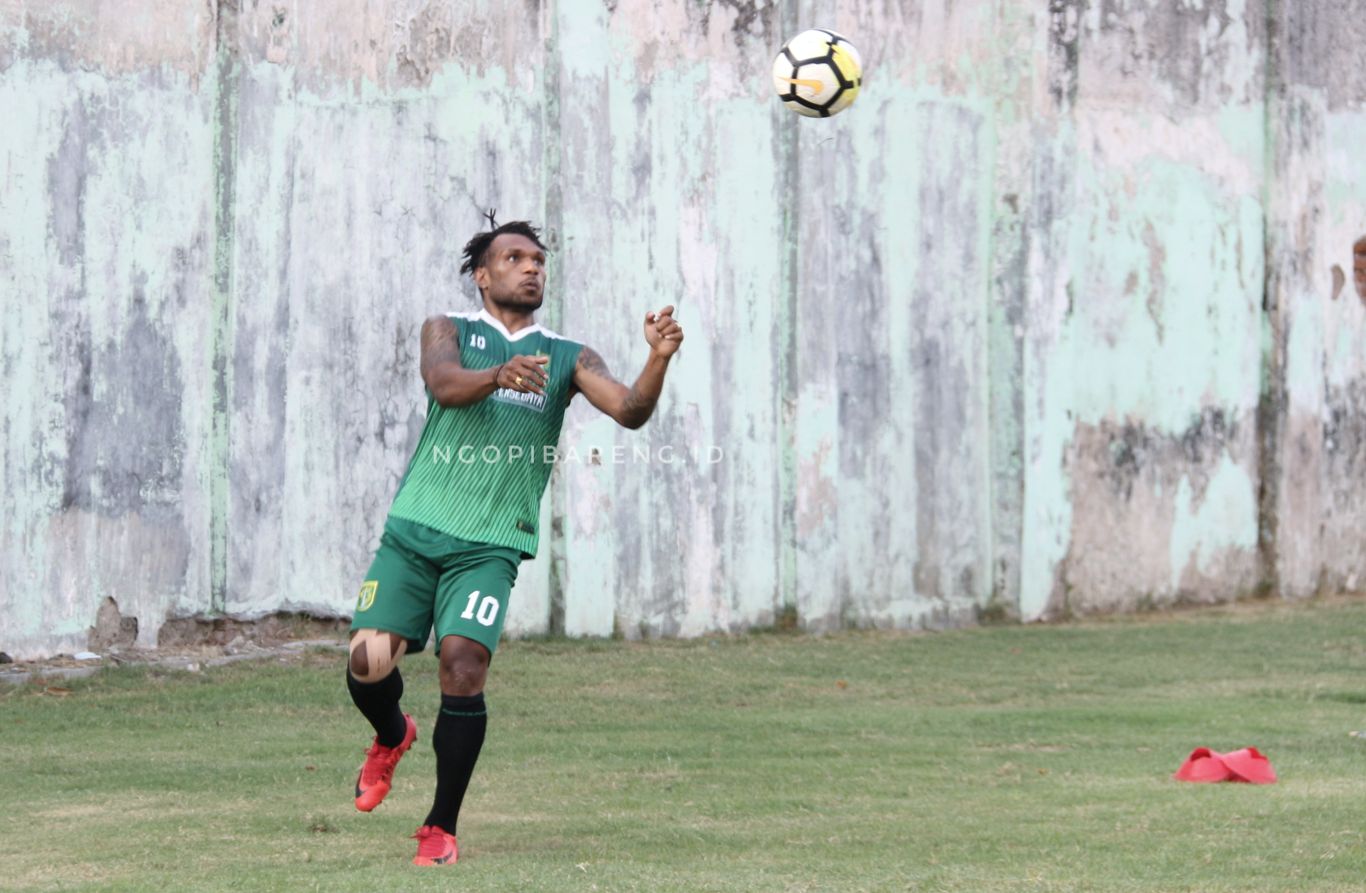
[[387, 310, 584, 557]]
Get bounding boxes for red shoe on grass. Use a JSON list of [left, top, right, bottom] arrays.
[[353, 714, 417, 812], [412, 825, 458, 866]]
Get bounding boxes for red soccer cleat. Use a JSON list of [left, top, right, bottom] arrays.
[[412, 825, 459, 866], [354, 714, 418, 812]]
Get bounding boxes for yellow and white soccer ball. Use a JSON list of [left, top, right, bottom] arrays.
[[771, 29, 863, 118]]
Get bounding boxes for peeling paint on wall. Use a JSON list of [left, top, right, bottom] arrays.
[[4, 1, 1366, 658]]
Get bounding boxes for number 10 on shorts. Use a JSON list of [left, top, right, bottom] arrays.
[[460, 590, 500, 626]]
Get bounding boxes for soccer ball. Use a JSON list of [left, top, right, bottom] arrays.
[[771, 29, 863, 118]]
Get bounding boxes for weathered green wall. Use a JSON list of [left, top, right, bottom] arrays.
[[1023, 0, 1271, 618], [2, 0, 1364, 658]]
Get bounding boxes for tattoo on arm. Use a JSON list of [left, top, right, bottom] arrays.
[[576, 345, 659, 427], [577, 345, 613, 379], [572, 345, 612, 398], [420, 316, 461, 380], [618, 386, 656, 428]]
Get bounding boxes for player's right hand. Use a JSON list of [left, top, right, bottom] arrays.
[[496, 354, 550, 395]]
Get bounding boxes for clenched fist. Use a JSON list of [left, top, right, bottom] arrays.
[[644, 306, 684, 358]]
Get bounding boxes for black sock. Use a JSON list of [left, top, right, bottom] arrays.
[[423, 693, 488, 834], [346, 668, 408, 748]]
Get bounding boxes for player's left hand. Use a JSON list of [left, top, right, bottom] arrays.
[[644, 305, 684, 358]]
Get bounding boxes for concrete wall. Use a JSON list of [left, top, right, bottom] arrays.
[[1265, 1, 1366, 599], [1023, 0, 1271, 617], [2, 0, 1364, 658], [1, 1, 221, 658]]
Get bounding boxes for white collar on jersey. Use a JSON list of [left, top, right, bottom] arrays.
[[479, 308, 543, 341], [448, 308, 564, 342]]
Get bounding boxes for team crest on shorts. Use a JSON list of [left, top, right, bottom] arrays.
[[356, 580, 378, 612]]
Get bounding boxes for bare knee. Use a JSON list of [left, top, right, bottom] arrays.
[[349, 629, 408, 682], [438, 636, 490, 696]]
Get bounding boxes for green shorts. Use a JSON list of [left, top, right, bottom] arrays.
[[350, 516, 522, 656]]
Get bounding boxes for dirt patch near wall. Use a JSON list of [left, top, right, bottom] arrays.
[[0, 612, 351, 687], [156, 612, 351, 648]]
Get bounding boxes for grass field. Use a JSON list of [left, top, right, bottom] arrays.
[[2, 598, 1365, 892]]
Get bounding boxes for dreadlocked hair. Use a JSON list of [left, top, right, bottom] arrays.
[[458, 216, 547, 277]]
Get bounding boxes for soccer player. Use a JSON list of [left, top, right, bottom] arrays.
[[344, 216, 683, 866]]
